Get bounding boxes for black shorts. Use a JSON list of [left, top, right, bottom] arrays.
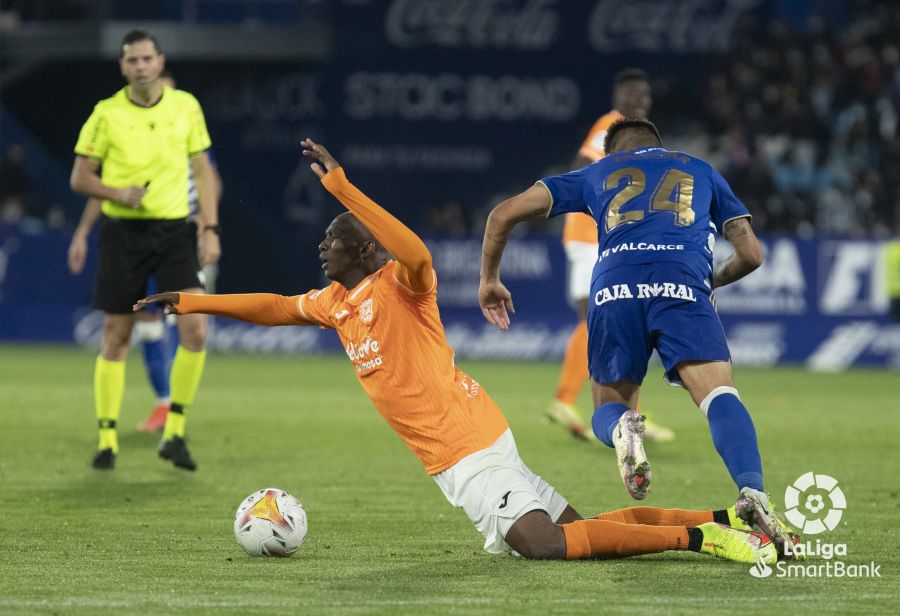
[[93, 217, 202, 314]]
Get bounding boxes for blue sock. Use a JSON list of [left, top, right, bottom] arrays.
[[704, 390, 764, 491], [592, 402, 629, 448], [142, 337, 171, 400], [168, 320, 180, 361]]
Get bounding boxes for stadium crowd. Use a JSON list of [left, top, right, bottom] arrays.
[[3, 3, 900, 239], [696, 3, 900, 236]]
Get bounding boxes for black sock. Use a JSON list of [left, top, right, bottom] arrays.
[[713, 509, 731, 526], [687, 527, 704, 552]]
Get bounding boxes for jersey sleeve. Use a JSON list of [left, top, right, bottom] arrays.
[[388, 259, 437, 299], [74, 105, 108, 161], [296, 287, 335, 328], [321, 167, 434, 293], [579, 119, 610, 162], [540, 167, 590, 218], [578, 112, 621, 162], [709, 167, 751, 233], [184, 93, 212, 156], [175, 293, 316, 326]]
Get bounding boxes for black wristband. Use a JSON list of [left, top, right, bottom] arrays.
[[203, 224, 221, 235]]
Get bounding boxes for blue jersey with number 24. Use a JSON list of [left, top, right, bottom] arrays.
[[540, 146, 750, 286]]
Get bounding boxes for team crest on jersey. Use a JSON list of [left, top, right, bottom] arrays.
[[359, 298, 374, 324]]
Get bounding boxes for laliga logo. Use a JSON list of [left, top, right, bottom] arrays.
[[783, 472, 846, 535]]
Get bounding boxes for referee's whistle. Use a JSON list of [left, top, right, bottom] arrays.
[[143, 180, 151, 188]]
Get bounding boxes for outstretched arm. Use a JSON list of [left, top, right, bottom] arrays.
[[478, 184, 553, 330], [134, 292, 315, 326], [712, 217, 763, 288], [301, 139, 433, 293]]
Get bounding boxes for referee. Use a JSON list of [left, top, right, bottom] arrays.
[[70, 29, 219, 471]]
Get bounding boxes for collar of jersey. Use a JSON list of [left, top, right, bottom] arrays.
[[627, 146, 665, 155], [338, 264, 388, 304], [122, 86, 166, 109]]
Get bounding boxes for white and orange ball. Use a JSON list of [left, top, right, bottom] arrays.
[[233, 488, 308, 557]]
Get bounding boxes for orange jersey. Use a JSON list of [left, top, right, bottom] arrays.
[[296, 261, 508, 474], [562, 109, 624, 245], [175, 168, 509, 475]]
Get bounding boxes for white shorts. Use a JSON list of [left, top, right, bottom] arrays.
[[564, 241, 599, 305], [433, 429, 569, 555]]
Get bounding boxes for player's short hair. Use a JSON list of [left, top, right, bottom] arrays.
[[120, 29, 160, 57], [613, 68, 649, 89], [604, 118, 662, 153]]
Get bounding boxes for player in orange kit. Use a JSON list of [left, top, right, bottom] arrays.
[[550, 69, 675, 444], [134, 139, 776, 564]]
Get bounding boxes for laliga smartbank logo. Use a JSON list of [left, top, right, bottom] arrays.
[[749, 555, 773, 578], [784, 471, 845, 534], [749, 472, 881, 579]]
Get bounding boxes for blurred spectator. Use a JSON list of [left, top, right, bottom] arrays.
[[0, 143, 65, 231], [1, 0, 86, 21], [694, 3, 900, 235], [426, 200, 469, 238], [0, 144, 32, 224]]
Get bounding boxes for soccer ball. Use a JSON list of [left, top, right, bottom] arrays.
[[233, 488, 308, 557]]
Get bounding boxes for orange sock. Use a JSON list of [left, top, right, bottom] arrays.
[[597, 507, 713, 527], [562, 519, 689, 560], [555, 320, 588, 404]]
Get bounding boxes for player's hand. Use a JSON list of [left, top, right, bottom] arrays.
[[199, 230, 221, 266], [118, 185, 147, 208], [300, 138, 341, 179], [479, 279, 515, 331], [134, 292, 181, 315], [67, 233, 88, 274]]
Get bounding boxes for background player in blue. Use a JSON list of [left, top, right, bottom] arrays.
[[479, 118, 796, 553]]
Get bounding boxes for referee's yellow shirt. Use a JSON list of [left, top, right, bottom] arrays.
[[886, 240, 900, 300], [74, 86, 212, 220]]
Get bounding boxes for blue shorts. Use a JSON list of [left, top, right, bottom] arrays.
[[586, 262, 730, 385]]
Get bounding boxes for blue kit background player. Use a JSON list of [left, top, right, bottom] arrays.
[[479, 118, 796, 553]]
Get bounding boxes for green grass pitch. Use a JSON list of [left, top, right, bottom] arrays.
[[1, 345, 898, 614]]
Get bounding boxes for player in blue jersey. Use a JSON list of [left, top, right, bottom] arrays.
[[479, 118, 796, 553]]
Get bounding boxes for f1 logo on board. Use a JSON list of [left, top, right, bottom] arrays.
[[819, 241, 887, 315]]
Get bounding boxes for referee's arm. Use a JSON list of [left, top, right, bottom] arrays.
[[191, 151, 221, 266], [70, 155, 146, 208]]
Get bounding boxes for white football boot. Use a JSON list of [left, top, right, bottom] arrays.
[[612, 409, 652, 499]]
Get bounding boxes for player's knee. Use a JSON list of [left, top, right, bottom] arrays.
[[178, 318, 207, 350], [505, 513, 566, 560], [513, 532, 566, 560], [676, 361, 734, 406], [101, 332, 131, 360], [133, 318, 165, 342]]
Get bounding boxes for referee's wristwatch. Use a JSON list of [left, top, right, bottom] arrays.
[[203, 224, 221, 235]]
